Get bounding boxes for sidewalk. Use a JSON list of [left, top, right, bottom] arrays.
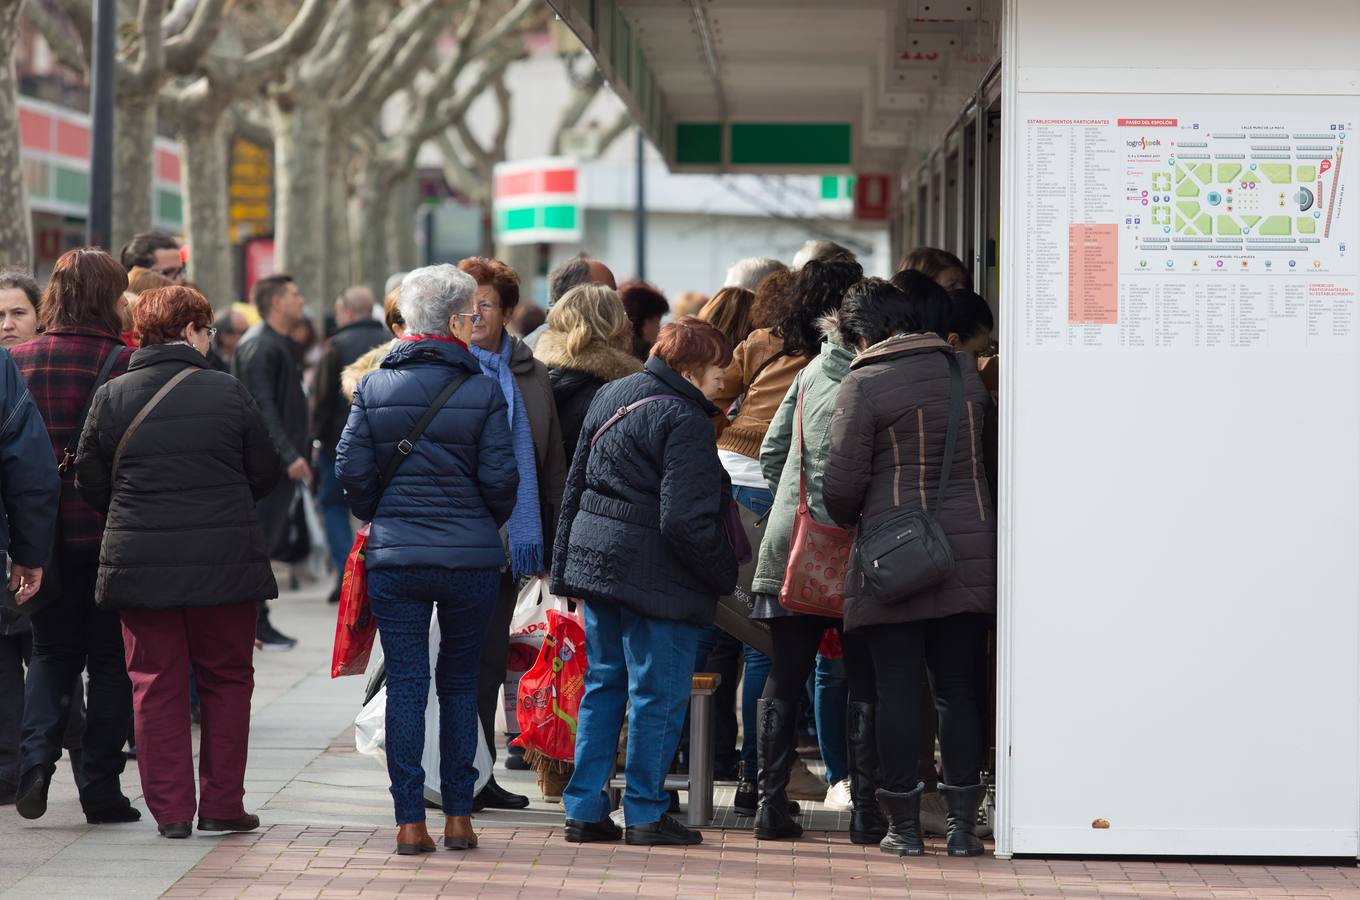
[[3, 583, 1360, 898]]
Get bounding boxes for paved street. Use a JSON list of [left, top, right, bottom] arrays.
[[2, 582, 1359, 898]]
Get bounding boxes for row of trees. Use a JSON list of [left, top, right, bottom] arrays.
[[0, 0, 628, 309]]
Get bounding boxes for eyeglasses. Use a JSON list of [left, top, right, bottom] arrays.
[[155, 266, 185, 280], [454, 313, 483, 324], [202, 325, 218, 339]]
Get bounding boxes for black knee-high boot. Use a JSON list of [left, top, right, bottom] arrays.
[[847, 702, 887, 844], [752, 698, 802, 840]]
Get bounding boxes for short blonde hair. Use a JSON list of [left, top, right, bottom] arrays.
[[546, 284, 631, 358]]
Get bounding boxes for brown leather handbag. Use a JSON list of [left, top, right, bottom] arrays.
[[778, 386, 853, 616]]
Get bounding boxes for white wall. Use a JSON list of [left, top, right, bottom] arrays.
[[997, 0, 1360, 857]]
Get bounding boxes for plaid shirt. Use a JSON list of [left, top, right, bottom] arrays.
[[10, 326, 132, 560]]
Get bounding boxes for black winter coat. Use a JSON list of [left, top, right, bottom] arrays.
[[551, 355, 738, 625], [822, 334, 996, 632], [312, 318, 389, 450], [233, 323, 308, 558], [75, 343, 283, 609]]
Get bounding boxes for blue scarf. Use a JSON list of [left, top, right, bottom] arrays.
[[470, 333, 543, 577]]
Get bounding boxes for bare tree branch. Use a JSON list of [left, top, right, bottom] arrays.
[[162, 0, 224, 73], [434, 132, 486, 202], [550, 66, 603, 155], [464, 0, 537, 61], [54, 0, 91, 57], [236, 0, 330, 80], [23, 0, 88, 75], [124, 0, 167, 88], [303, 0, 376, 88], [336, 0, 447, 111], [595, 110, 633, 158], [419, 48, 519, 149]]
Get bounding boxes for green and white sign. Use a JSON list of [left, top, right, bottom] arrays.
[[493, 157, 582, 245]]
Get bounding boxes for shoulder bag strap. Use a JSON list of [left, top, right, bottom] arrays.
[[590, 394, 683, 448], [59, 345, 125, 473], [379, 372, 471, 489], [795, 386, 810, 510], [935, 352, 964, 508], [111, 366, 200, 481]]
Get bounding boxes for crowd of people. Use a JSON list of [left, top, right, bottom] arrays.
[[0, 231, 998, 860]]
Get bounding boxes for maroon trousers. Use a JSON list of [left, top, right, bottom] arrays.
[[120, 601, 256, 826]]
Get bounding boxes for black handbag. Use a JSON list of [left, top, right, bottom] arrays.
[[851, 351, 963, 605]]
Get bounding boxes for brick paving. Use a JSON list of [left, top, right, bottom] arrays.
[[161, 824, 1360, 899]]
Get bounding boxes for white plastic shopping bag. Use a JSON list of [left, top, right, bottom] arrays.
[[505, 578, 580, 746], [353, 611, 492, 801]]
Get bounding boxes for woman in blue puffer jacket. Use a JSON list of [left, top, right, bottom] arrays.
[[336, 265, 518, 856]]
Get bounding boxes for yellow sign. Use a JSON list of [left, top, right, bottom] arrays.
[[229, 139, 273, 244]]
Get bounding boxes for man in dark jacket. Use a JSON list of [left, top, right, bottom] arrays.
[[233, 274, 310, 649], [310, 287, 387, 604], [0, 348, 61, 801]]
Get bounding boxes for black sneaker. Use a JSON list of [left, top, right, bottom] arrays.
[[564, 817, 623, 843], [84, 797, 142, 824], [257, 613, 297, 651], [626, 814, 703, 846]]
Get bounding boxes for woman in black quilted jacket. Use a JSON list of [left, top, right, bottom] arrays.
[[75, 286, 282, 840], [551, 317, 738, 848]]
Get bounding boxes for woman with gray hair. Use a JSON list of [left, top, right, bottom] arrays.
[[336, 264, 519, 855]]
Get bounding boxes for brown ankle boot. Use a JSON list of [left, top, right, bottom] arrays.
[[396, 822, 436, 855], [444, 815, 478, 850]]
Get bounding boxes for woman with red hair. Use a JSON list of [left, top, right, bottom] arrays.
[[552, 317, 739, 847], [75, 285, 282, 838]]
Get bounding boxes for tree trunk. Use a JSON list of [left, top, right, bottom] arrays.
[[479, 191, 495, 258], [270, 97, 328, 310], [351, 154, 391, 299], [387, 169, 419, 274], [112, 88, 158, 253], [0, 0, 32, 269], [321, 125, 350, 308], [179, 109, 234, 308]]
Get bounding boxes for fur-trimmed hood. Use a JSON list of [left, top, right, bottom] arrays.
[[533, 329, 641, 383], [342, 338, 398, 401]]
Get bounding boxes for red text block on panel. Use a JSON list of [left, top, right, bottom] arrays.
[[1068, 224, 1119, 325]]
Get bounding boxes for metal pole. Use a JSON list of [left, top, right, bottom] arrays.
[[86, 0, 116, 250], [634, 127, 646, 282]]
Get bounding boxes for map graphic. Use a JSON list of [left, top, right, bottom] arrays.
[[1120, 119, 1354, 276]]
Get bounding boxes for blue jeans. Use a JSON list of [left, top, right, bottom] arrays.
[[318, 449, 354, 578], [368, 566, 499, 823], [564, 603, 702, 827], [814, 654, 849, 784]]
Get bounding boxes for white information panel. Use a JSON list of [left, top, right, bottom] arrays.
[[1022, 102, 1357, 352], [1003, 91, 1360, 857]]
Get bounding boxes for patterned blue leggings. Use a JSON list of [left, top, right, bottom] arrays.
[[368, 566, 499, 824]]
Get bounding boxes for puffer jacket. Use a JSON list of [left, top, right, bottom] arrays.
[[751, 316, 854, 599], [551, 355, 738, 624], [74, 343, 282, 609], [534, 328, 641, 461], [711, 328, 812, 458], [336, 337, 519, 572], [823, 334, 996, 632], [0, 348, 60, 635]]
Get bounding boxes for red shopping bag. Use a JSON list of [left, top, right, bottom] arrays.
[[330, 525, 376, 678], [510, 609, 587, 762]]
